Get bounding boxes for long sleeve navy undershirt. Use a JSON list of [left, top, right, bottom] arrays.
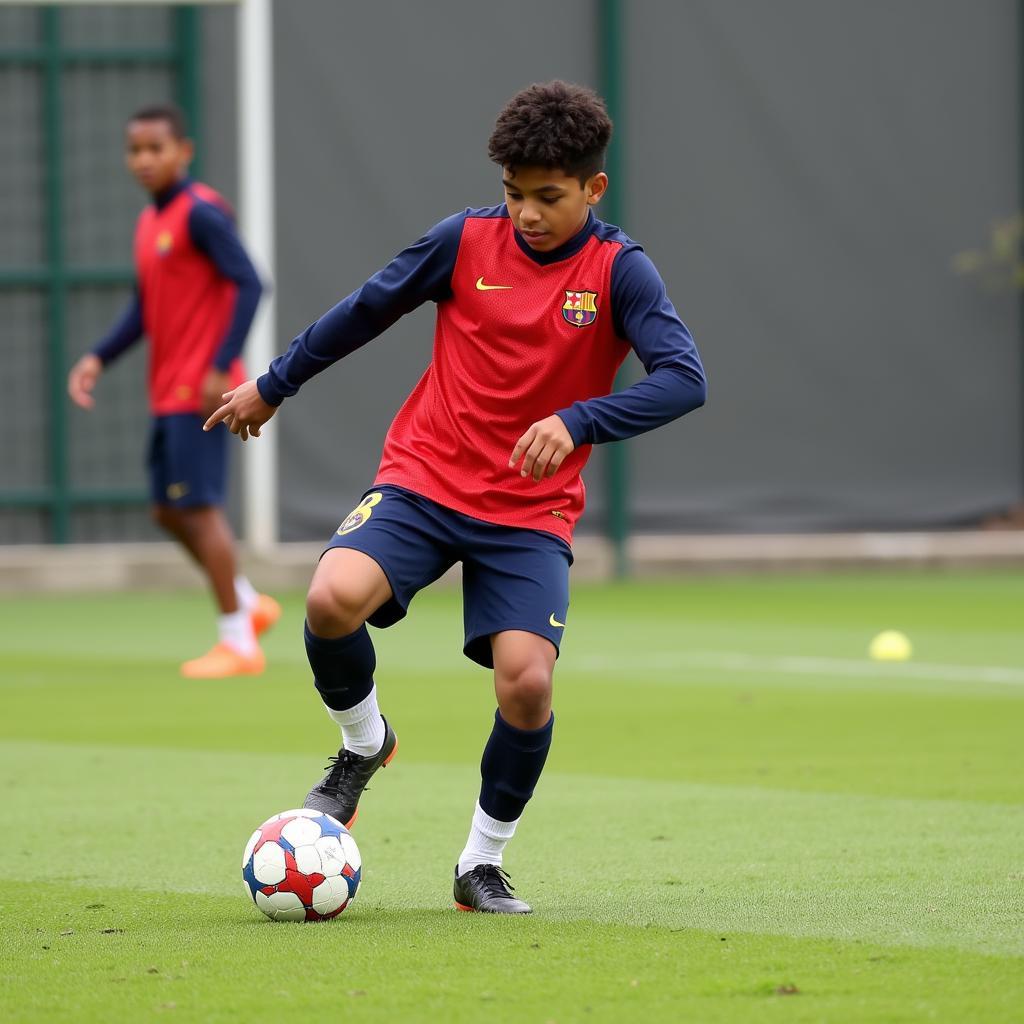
[[258, 209, 706, 445], [188, 200, 263, 370], [258, 212, 464, 406], [93, 290, 144, 365], [556, 245, 707, 447]]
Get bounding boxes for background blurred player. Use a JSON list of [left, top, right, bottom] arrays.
[[67, 103, 280, 679]]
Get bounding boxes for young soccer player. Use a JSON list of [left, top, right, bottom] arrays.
[[67, 103, 280, 679], [207, 81, 706, 911]]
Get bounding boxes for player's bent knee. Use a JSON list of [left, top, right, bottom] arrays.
[[306, 548, 391, 638], [500, 661, 553, 710], [305, 581, 368, 637]]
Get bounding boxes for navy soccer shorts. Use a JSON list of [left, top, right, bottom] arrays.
[[324, 485, 573, 668], [147, 413, 228, 508]]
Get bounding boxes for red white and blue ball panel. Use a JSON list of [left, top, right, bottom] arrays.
[[242, 809, 361, 922]]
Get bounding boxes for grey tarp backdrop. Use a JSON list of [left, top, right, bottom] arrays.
[[246, 0, 1022, 538], [623, 0, 1022, 530], [7, 0, 1014, 542]]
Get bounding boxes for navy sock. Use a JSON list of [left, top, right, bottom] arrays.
[[478, 709, 554, 822], [304, 620, 376, 712]]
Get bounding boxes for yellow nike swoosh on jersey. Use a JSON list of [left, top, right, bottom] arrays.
[[475, 277, 513, 290], [549, 613, 566, 628]]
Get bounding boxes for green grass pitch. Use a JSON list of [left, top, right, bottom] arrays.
[[1, 571, 1022, 1022]]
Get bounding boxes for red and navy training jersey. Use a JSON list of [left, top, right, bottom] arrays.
[[259, 207, 706, 544], [92, 178, 262, 415]]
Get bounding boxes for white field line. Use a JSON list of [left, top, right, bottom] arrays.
[[575, 650, 1024, 686]]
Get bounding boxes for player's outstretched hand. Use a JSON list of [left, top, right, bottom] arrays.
[[203, 379, 277, 441], [509, 414, 575, 482], [67, 353, 102, 410]]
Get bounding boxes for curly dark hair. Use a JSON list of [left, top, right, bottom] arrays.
[[488, 81, 613, 183]]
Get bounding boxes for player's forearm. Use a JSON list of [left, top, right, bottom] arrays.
[[212, 273, 263, 371], [92, 293, 144, 366], [256, 216, 464, 406], [255, 288, 397, 405], [556, 362, 707, 446]]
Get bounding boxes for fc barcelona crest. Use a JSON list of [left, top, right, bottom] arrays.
[[562, 290, 598, 328]]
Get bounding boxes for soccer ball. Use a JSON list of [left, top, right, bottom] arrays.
[[241, 809, 361, 921]]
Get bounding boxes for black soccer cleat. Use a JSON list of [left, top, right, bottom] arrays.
[[453, 864, 532, 914], [303, 718, 397, 829]]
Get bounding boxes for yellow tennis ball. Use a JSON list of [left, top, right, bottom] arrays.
[[868, 630, 912, 662]]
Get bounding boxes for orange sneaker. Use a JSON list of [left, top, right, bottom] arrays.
[[250, 593, 282, 637], [180, 643, 266, 679]]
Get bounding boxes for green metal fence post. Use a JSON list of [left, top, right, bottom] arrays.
[[598, 0, 629, 577], [42, 6, 70, 543], [175, 5, 202, 178]]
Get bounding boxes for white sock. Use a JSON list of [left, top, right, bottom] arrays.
[[326, 686, 386, 757], [234, 575, 258, 612], [218, 610, 257, 656], [457, 802, 519, 877]]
